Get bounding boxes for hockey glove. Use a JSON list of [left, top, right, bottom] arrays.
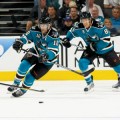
[[38, 53, 49, 63], [61, 38, 71, 48], [13, 39, 23, 53], [89, 42, 97, 52]]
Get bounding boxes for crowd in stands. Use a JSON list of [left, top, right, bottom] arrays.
[[29, 0, 120, 37]]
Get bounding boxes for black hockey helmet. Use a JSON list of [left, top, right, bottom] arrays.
[[39, 16, 51, 24], [80, 12, 91, 19]]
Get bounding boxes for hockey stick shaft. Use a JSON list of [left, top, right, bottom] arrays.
[[71, 43, 83, 48], [60, 38, 83, 48], [21, 49, 84, 76], [21, 49, 95, 76], [0, 82, 45, 92], [54, 62, 94, 76], [54, 63, 83, 75], [21, 49, 39, 57]]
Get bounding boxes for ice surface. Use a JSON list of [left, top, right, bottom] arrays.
[[0, 80, 120, 120]]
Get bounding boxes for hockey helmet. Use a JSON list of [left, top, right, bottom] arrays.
[[39, 16, 51, 24], [80, 12, 91, 19]]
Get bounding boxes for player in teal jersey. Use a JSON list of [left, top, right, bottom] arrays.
[[8, 16, 60, 97], [61, 12, 120, 92]]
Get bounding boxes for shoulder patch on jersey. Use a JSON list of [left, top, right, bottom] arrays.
[[92, 19, 104, 28], [73, 22, 79, 28], [31, 26, 36, 30], [49, 27, 59, 38], [30, 26, 41, 31], [73, 22, 84, 29]]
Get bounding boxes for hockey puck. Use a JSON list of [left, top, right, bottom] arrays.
[[39, 101, 44, 103]]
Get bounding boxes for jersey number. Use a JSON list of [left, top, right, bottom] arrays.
[[53, 40, 58, 46], [104, 29, 109, 34]]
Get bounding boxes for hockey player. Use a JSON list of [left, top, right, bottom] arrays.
[[61, 12, 120, 91], [8, 16, 60, 97]]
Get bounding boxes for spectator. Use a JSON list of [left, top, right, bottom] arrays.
[[58, 0, 72, 19], [69, 7, 80, 24], [91, 6, 104, 23], [57, 0, 72, 30], [81, 0, 104, 17], [75, 0, 86, 10], [104, 18, 119, 36], [65, 1, 78, 16], [47, 5, 59, 29], [34, 0, 38, 6], [110, 7, 120, 32], [104, 0, 120, 9], [60, 16, 73, 35], [95, 0, 104, 9], [103, 0, 120, 17], [46, 0, 60, 10], [26, 0, 47, 31], [69, 1, 77, 8], [59, 0, 63, 8]]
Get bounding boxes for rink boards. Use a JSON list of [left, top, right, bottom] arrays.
[[0, 36, 120, 81]]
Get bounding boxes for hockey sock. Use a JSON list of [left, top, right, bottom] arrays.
[[13, 60, 32, 85], [23, 72, 36, 89], [14, 78, 22, 85], [17, 60, 31, 76], [85, 74, 93, 85]]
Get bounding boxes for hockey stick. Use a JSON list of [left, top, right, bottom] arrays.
[[0, 82, 45, 92], [60, 38, 83, 49], [21, 48, 39, 57], [54, 63, 94, 76], [21, 49, 83, 75], [71, 43, 84, 48], [21, 49, 94, 76]]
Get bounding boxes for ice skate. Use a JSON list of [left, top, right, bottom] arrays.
[[84, 82, 94, 92], [12, 89, 26, 97], [112, 81, 120, 88], [7, 84, 19, 92], [112, 76, 120, 89]]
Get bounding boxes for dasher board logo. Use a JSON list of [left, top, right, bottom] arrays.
[[0, 37, 15, 57]]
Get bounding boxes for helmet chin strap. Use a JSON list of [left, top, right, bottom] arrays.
[[46, 24, 50, 31], [42, 26, 51, 38]]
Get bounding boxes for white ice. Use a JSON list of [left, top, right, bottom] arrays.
[[0, 80, 120, 120]]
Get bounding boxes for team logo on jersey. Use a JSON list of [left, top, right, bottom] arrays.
[[93, 35, 99, 40], [0, 37, 15, 57], [36, 34, 41, 38], [82, 30, 85, 33]]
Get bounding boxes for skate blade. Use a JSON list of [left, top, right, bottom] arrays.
[[84, 88, 94, 93], [112, 87, 120, 92], [6, 89, 18, 94]]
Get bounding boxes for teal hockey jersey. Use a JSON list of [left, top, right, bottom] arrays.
[[19, 26, 60, 64], [66, 20, 114, 54]]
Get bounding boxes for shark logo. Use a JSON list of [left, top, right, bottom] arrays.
[[0, 37, 15, 57]]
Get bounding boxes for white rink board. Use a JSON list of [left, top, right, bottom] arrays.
[[0, 36, 120, 71]]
